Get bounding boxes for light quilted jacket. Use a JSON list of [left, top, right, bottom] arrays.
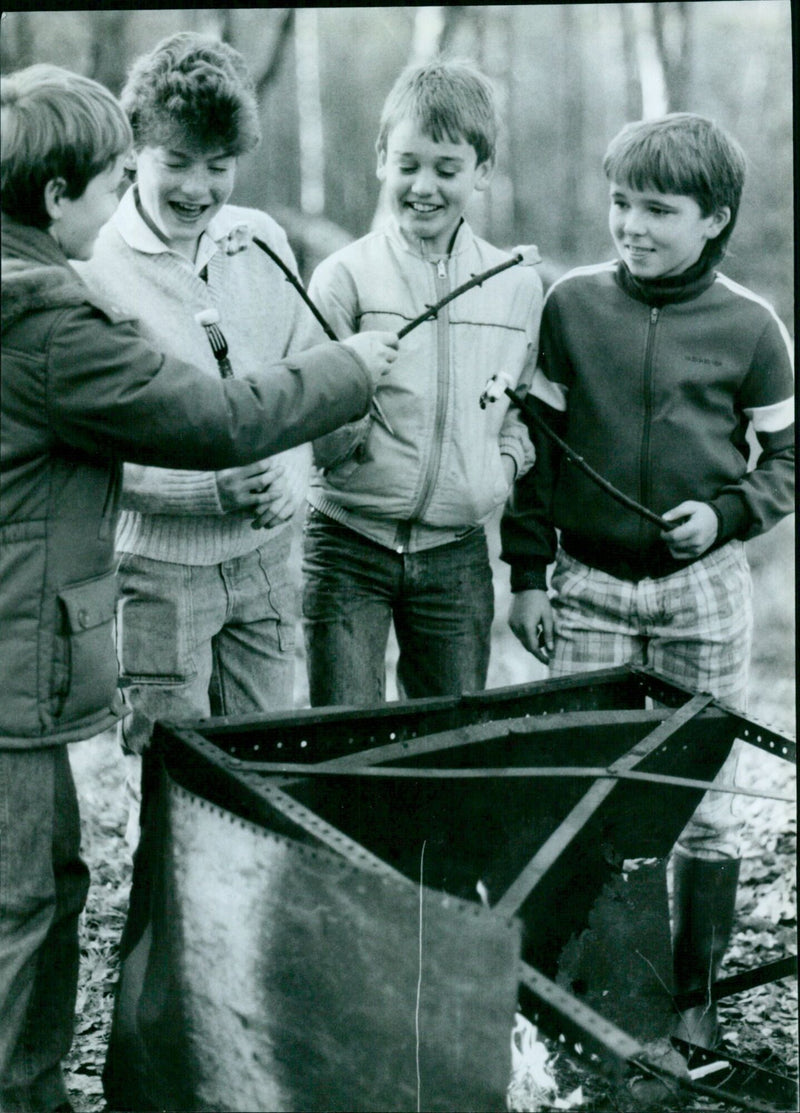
[[308, 219, 543, 552]]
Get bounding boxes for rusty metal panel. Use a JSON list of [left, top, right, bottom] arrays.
[[105, 668, 796, 1110], [557, 859, 674, 1042], [105, 766, 521, 1113]]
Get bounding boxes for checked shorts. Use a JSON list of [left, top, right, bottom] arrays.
[[548, 541, 753, 859]]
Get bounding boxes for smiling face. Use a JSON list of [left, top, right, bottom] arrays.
[[377, 118, 492, 255], [132, 143, 238, 259], [608, 182, 730, 279]]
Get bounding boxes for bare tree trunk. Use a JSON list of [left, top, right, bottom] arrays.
[[1, 11, 35, 72], [295, 8, 325, 216], [651, 1, 692, 111], [619, 3, 642, 120], [559, 5, 584, 256], [88, 10, 130, 94]]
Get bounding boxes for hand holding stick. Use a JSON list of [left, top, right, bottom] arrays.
[[504, 386, 672, 531]]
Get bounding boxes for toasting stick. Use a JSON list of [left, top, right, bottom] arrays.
[[503, 385, 672, 531], [251, 235, 397, 433], [249, 234, 667, 530], [397, 245, 542, 339], [252, 235, 338, 341]]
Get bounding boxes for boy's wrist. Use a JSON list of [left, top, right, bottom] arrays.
[[510, 565, 548, 593], [709, 492, 752, 542]]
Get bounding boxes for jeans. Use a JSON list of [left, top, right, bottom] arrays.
[[548, 542, 753, 859], [116, 529, 297, 755], [0, 746, 89, 1112], [302, 511, 494, 706]]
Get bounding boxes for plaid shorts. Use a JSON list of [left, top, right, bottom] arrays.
[[549, 541, 753, 859]]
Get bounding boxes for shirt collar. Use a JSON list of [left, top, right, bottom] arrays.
[[112, 187, 249, 274]]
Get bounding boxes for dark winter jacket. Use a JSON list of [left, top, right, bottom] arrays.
[[501, 259, 795, 588], [1, 217, 374, 748]]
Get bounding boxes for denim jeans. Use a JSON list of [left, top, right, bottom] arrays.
[[0, 745, 89, 1112], [302, 511, 494, 706], [116, 529, 297, 755]]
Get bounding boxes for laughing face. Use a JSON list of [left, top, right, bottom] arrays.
[[608, 182, 730, 279], [377, 118, 492, 255], [132, 143, 238, 259]]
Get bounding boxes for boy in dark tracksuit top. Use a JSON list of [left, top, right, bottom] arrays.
[[500, 113, 794, 1049]]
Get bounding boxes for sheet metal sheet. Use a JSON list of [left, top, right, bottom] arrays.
[[105, 768, 521, 1112]]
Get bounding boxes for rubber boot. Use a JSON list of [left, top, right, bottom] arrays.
[[671, 854, 741, 1049]]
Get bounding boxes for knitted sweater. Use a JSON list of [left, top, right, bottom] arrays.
[[79, 189, 321, 565]]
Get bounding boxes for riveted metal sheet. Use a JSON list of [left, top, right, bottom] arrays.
[[105, 765, 521, 1113]]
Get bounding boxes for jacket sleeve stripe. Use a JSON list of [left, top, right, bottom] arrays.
[[528, 366, 569, 411], [745, 396, 795, 433]]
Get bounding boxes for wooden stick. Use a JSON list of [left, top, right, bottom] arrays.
[[249, 234, 668, 531], [505, 387, 672, 531], [252, 235, 338, 340], [397, 252, 528, 339]]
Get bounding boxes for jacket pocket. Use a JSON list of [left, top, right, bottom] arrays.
[[466, 444, 509, 522], [52, 571, 119, 722]]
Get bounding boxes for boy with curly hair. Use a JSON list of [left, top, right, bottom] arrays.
[[79, 34, 334, 837]]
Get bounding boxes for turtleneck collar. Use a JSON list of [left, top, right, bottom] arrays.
[[615, 246, 719, 307]]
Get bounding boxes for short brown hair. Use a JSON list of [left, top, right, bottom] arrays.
[[1, 64, 131, 229], [376, 59, 497, 166], [121, 32, 261, 155], [603, 113, 747, 261]]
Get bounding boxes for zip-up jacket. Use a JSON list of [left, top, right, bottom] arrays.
[[1, 217, 374, 748], [501, 259, 795, 588], [308, 219, 543, 552]]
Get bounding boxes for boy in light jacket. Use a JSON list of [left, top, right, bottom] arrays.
[[304, 59, 543, 706]]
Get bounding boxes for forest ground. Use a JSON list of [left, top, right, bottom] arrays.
[[65, 515, 796, 1112]]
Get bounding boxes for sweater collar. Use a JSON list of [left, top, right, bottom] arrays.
[[110, 187, 249, 274], [615, 250, 718, 306]]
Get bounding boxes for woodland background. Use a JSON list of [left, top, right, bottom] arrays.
[[1, 3, 793, 326], [1, 5, 795, 1110]]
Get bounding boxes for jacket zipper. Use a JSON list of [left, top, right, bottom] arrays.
[[414, 257, 450, 522], [640, 306, 659, 537], [395, 257, 450, 552]]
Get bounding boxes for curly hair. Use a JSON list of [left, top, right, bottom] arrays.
[[376, 59, 498, 166], [121, 32, 261, 155], [1, 64, 131, 229]]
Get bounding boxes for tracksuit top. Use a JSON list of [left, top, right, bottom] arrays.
[[501, 259, 795, 588]]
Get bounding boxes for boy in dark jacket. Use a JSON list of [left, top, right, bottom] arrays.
[[0, 64, 397, 1112], [501, 113, 794, 1049]]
